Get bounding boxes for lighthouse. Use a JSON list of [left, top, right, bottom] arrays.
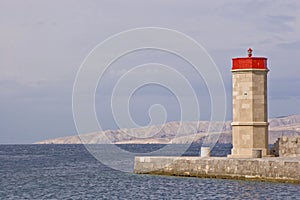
[[229, 48, 269, 158]]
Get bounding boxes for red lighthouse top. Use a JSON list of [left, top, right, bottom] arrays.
[[232, 48, 268, 70]]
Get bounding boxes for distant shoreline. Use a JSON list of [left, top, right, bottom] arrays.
[[35, 114, 300, 145]]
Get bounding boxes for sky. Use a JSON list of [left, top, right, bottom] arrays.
[[1, 0, 300, 144]]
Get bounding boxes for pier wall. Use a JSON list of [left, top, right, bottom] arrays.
[[134, 156, 300, 183], [271, 136, 300, 157], [279, 136, 300, 157]]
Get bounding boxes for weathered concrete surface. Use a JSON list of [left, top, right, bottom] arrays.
[[271, 136, 300, 157], [231, 68, 269, 157], [134, 156, 300, 184]]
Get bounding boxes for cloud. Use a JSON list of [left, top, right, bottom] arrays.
[[0, 78, 72, 105], [277, 40, 300, 50], [269, 77, 300, 100], [259, 15, 296, 33], [0, 0, 300, 143]]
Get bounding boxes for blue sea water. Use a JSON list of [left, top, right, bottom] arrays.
[[0, 144, 299, 199]]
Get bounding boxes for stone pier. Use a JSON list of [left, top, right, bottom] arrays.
[[134, 156, 300, 184]]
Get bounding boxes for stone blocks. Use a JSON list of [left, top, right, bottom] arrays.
[[271, 136, 300, 157], [230, 69, 269, 158], [134, 156, 300, 183]]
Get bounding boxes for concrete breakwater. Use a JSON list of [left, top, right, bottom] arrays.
[[134, 156, 300, 184]]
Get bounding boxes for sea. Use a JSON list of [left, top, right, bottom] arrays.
[[0, 144, 299, 199]]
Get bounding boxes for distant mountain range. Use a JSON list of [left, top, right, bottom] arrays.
[[35, 114, 300, 145]]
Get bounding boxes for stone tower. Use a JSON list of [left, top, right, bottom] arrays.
[[229, 48, 269, 158]]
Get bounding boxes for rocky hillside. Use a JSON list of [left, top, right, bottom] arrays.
[[35, 114, 300, 144]]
